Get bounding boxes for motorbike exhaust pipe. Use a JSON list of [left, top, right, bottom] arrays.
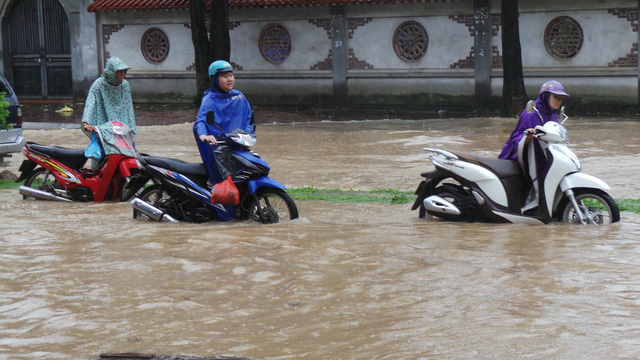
[[423, 195, 461, 216], [19, 186, 71, 202], [130, 198, 178, 223]]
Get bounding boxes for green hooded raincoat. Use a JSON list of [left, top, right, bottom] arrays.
[[82, 57, 136, 157]]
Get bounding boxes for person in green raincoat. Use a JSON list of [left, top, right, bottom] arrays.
[[82, 57, 137, 165]]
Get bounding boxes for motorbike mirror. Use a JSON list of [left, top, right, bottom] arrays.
[[205, 110, 224, 132], [525, 100, 536, 114], [206, 111, 215, 126], [559, 106, 569, 125]]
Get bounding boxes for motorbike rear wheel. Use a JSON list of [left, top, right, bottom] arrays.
[[133, 184, 177, 220], [559, 189, 620, 225], [249, 188, 298, 223], [421, 184, 482, 221], [22, 168, 60, 199], [422, 187, 463, 221]]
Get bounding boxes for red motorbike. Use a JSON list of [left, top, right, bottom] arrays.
[[16, 121, 148, 202]]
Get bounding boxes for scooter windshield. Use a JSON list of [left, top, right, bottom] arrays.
[[95, 121, 136, 157], [233, 132, 257, 147]]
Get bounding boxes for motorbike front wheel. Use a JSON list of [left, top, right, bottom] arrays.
[[249, 188, 298, 224], [133, 184, 178, 220], [559, 189, 620, 225], [22, 168, 60, 199], [120, 170, 154, 202]]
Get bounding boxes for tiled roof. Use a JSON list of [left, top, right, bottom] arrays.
[[88, 0, 191, 11], [87, 0, 466, 12]]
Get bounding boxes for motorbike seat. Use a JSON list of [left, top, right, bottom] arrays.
[[472, 155, 522, 179], [144, 156, 208, 177], [29, 143, 87, 170]]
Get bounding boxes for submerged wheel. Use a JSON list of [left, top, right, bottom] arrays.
[[560, 190, 620, 225], [421, 184, 479, 221], [23, 168, 60, 199], [133, 184, 176, 220], [425, 188, 463, 221], [249, 188, 298, 223]]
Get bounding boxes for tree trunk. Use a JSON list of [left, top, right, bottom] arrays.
[[189, 0, 231, 105], [500, 0, 528, 117], [210, 0, 231, 61], [189, 0, 212, 104]]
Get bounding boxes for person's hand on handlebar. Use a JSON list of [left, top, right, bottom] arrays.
[[524, 128, 536, 137], [199, 134, 218, 145], [83, 123, 96, 133]]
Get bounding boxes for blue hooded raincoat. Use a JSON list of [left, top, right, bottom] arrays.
[[192, 76, 253, 221], [193, 87, 253, 184]]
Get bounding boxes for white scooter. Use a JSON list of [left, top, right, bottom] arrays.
[[411, 101, 620, 225]]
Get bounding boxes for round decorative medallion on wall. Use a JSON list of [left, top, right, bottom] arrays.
[[544, 16, 583, 60], [259, 23, 291, 63], [141, 27, 169, 64], [393, 21, 428, 61]]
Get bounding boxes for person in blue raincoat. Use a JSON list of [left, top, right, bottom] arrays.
[[193, 60, 254, 185], [82, 56, 137, 163], [498, 80, 569, 214]]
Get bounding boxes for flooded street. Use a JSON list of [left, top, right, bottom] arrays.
[[2, 115, 640, 359]]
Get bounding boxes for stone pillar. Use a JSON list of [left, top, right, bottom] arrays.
[[330, 5, 347, 108], [70, 0, 100, 103], [473, 0, 491, 107]]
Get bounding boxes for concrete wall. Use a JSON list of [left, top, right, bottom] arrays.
[[93, 10, 195, 103], [227, 0, 638, 110], [516, 5, 637, 107], [1, 0, 637, 111], [226, 2, 480, 107]]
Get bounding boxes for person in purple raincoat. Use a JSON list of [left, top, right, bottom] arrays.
[[498, 80, 569, 215]]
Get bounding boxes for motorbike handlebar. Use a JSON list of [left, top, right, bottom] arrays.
[[523, 128, 545, 136]]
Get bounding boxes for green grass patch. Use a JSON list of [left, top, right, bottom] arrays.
[[616, 199, 640, 213], [3, 178, 639, 214], [288, 186, 640, 213], [287, 186, 415, 204], [0, 178, 22, 189]]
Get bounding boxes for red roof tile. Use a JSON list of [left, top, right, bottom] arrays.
[[88, 0, 466, 12]]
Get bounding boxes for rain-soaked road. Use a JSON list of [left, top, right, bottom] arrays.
[[1, 112, 640, 359]]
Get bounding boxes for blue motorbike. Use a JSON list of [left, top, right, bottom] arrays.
[[130, 116, 298, 224]]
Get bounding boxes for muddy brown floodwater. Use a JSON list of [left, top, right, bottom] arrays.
[[1, 115, 640, 359]]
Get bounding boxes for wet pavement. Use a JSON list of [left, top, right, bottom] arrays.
[[2, 110, 640, 359], [19, 102, 501, 129], [20, 102, 376, 127], [20, 103, 199, 129]]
